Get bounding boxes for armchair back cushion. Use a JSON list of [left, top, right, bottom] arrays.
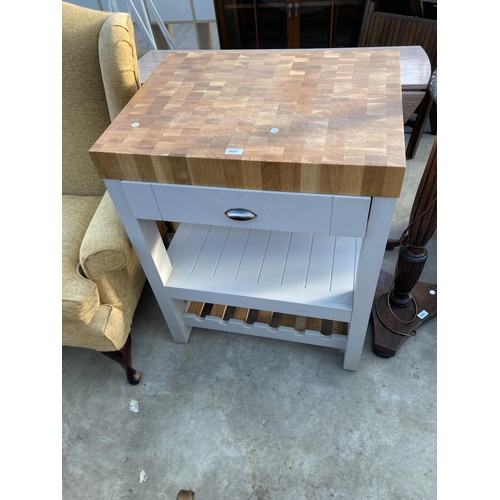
[[98, 13, 141, 121], [62, 3, 109, 197], [62, 2, 141, 196]]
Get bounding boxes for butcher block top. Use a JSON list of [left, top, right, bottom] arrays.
[[90, 49, 406, 198]]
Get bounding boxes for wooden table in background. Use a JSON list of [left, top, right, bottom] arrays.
[[91, 49, 407, 371]]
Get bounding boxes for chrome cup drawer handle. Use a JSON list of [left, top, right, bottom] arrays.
[[225, 208, 257, 221]]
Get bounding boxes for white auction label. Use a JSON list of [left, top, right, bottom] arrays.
[[225, 148, 244, 155], [417, 310, 429, 319]]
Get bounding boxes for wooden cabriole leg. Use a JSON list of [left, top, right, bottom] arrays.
[[101, 335, 141, 385], [406, 89, 433, 160]]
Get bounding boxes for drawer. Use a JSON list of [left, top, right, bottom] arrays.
[[121, 181, 371, 237], [150, 184, 333, 235]]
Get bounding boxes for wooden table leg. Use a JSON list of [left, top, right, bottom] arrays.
[[372, 138, 437, 357], [406, 89, 434, 160], [406, 68, 437, 160]]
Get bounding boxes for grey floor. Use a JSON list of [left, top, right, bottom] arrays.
[[62, 25, 437, 500]]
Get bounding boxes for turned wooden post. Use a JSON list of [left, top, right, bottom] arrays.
[[390, 140, 437, 307], [371, 69, 437, 358]]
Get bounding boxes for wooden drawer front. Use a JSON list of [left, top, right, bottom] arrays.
[[150, 184, 333, 235]]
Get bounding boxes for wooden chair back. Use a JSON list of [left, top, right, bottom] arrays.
[[359, 4, 437, 71]]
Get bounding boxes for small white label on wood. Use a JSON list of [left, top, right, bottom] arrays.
[[225, 148, 244, 155], [417, 310, 429, 319]]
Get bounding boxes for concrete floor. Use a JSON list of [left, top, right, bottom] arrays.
[[62, 24, 437, 500]]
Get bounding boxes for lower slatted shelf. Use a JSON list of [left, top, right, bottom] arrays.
[[183, 301, 349, 349]]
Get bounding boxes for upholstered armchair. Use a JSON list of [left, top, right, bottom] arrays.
[[62, 2, 148, 384]]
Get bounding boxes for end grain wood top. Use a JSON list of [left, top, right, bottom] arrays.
[[137, 46, 430, 89], [90, 49, 406, 197]]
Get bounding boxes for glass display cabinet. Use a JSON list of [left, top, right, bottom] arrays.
[[214, 0, 365, 49]]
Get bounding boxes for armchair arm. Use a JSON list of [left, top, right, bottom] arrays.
[[80, 191, 132, 280]]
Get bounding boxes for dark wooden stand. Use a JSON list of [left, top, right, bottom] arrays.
[[372, 269, 437, 357], [372, 106, 437, 357]]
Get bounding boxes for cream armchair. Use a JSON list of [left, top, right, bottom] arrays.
[[62, 2, 149, 384]]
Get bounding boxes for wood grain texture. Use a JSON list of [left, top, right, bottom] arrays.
[[402, 90, 426, 122], [138, 47, 430, 90], [91, 49, 406, 197], [182, 303, 348, 335], [360, 10, 437, 71]]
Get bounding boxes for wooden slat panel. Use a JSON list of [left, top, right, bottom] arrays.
[[401, 21, 416, 45], [358, 1, 375, 46], [187, 301, 205, 315], [182, 312, 348, 350], [413, 20, 424, 45], [233, 307, 250, 322], [380, 14, 391, 44], [281, 314, 297, 328], [364, 13, 437, 71], [186, 299, 346, 337], [210, 304, 227, 318], [306, 317, 322, 332], [332, 321, 348, 335], [256, 310, 273, 325]]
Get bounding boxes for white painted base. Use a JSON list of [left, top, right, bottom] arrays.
[[104, 179, 397, 371]]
